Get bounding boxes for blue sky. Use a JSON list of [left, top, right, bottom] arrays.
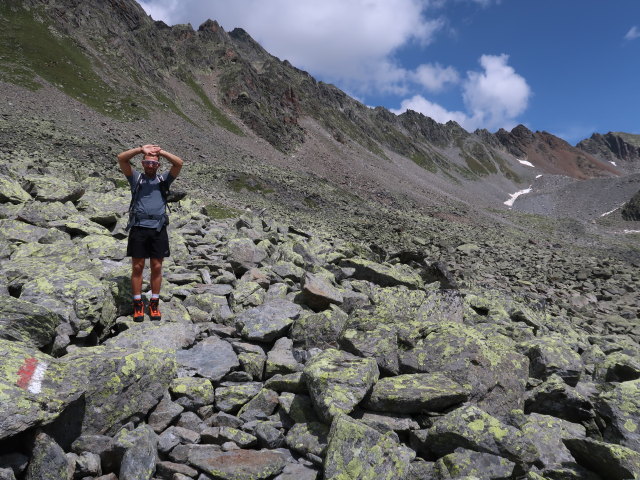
[[139, 0, 640, 145]]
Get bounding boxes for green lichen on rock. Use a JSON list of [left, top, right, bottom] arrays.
[[597, 379, 640, 452], [170, 377, 215, 410], [0, 296, 61, 348], [323, 414, 413, 480], [303, 349, 379, 423]]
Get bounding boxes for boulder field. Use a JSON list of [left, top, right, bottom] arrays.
[[1, 161, 640, 480]]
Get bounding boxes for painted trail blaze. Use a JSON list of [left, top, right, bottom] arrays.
[[16, 357, 48, 394]]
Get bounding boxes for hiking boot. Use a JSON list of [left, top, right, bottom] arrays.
[[149, 298, 161, 321], [133, 299, 145, 321]]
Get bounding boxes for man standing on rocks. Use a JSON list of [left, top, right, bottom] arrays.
[[117, 144, 183, 321]]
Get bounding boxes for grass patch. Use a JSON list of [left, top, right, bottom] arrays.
[[202, 203, 242, 219], [228, 173, 275, 194], [0, 3, 141, 120], [410, 152, 438, 173], [185, 76, 243, 135], [154, 92, 196, 126]]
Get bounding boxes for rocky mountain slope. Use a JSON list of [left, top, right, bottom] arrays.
[[1, 0, 640, 479], [1, 153, 640, 480]]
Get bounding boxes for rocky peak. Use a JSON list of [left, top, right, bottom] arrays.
[[577, 132, 640, 172]]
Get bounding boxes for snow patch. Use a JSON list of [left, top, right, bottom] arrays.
[[535, 175, 542, 179], [623, 229, 640, 234], [601, 203, 625, 217], [504, 187, 532, 207], [610, 161, 617, 166], [518, 159, 535, 168]]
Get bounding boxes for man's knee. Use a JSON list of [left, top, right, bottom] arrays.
[[150, 258, 163, 274], [132, 258, 145, 275]]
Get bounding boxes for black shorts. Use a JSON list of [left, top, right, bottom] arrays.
[[127, 226, 170, 258]]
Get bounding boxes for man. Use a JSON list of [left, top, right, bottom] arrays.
[[117, 144, 183, 321]]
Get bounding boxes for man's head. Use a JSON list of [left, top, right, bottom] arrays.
[[142, 154, 160, 176]]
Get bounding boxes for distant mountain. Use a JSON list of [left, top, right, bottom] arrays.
[[577, 132, 640, 173]]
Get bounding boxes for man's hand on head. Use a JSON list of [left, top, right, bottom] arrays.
[[142, 144, 161, 156]]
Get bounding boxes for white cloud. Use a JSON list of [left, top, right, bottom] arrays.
[[393, 54, 531, 132], [138, 0, 443, 93], [625, 26, 640, 40], [391, 94, 468, 125], [412, 63, 460, 92], [462, 54, 530, 127]]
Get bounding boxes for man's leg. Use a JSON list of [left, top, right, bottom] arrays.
[[149, 258, 163, 320], [150, 258, 163, 294], [131, 257, 145, 295]]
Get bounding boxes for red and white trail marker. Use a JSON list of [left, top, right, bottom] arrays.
[[16, 357, 48, 394]]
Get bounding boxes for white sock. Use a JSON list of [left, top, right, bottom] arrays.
[[151, 294, 160, 299], [133, 295, 142, 300]]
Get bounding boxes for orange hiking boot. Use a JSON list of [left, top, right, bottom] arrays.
[[149, 298, 161, 321], [133, 299, 145, 321]]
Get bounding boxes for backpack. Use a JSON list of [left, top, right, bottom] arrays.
[[125, 172, 171, 232]]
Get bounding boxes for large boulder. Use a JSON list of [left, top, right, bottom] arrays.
[[596, 379, 640, 451], [0, 340, 81, 440], [235, 299, 303, 342], [300, 272, 343, 311], [323, 414, 413, 480], [24, 433, 70, 480], [187, 447, 286, 480], [365, 373, 471, 414], [518, 335, 583, 386], [62, 344, 177, 435], [564, 437, 640, 480], [0, 296, 61, 348], [340, 258, 424, 289], [23, 175, 84, 203], [176, 336, 239, 382], [398, 322, 529, 418], [225, 237, 268, 274], [0, 175, 31, 204], [291, 307, 348, 351], [413, 405, 540, 465], [302, 348, 379, 423]]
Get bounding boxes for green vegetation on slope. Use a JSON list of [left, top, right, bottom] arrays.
[[185, 76, 244, 135], [0, 3, 140, 121]]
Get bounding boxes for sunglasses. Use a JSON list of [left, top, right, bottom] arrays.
[[142, 160, 160, 167]]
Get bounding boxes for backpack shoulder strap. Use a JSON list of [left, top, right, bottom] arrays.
[[128, 172, 144, 213]]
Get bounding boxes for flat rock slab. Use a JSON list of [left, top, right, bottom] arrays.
[[0, 296, 61, 348], [300, 272, 343, 311], [303, 348, 379, 423], [187, 447, 286, 480], [564, 437, 640, 480], [365, 373, 471, 413], [340, 258, 423, 289], [417, 405, 539, 465], [177, 336, 239, 382], [324, 414, 413, 480], [235, 300, 302, 342]]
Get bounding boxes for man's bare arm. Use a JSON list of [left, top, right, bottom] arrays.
[[117, 146, 143, 177], [159, 149, 184, 178]]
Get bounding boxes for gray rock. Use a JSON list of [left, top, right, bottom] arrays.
[[518, 335, 583, 386], [564, 437, 640, 480], [235, 299, 302, 342], [119, 425, 158, 480], [520, 413, 586, 470], [285, 422, 329, 457], [155, 461, 199, 480], [176, 336, 239, 382], [273, 463, 319, 480], [216, 427, 258, 448], [340, 258, 424, 289], [226, 238, 268, 273], [148, 395, 185, 433], [278, 393, 319, 426], [525, 374, 594, 424], [351, 411, 420, 434], [0, 468, 15, 480], [74, 451, 102, 478], [264, 372, 306, 394], [105, 322, 198, 351], [0, 296, 61, 348], [237, 389, 280, 421], [215, 382, 263, 413], [266, 337, 303, 378], [25, 433, 70, 480], [365, 372, 470, 414], [291, 307, 348, 351], [187, 448, 286, 480], [324, 414, 413, 480], [71, 435, 121, 473], [169, 377, 215, 411], [434, 449, 516, 479], [0, 175, 31, 204], [415, 404, 540, 465], [158, 426, 200, 454], [398, 321, 529, 418], [300, 272, 343, 311], [596, 378, 640, 451], [303, 348, 379, 423], [254, 423, 285, 449]]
